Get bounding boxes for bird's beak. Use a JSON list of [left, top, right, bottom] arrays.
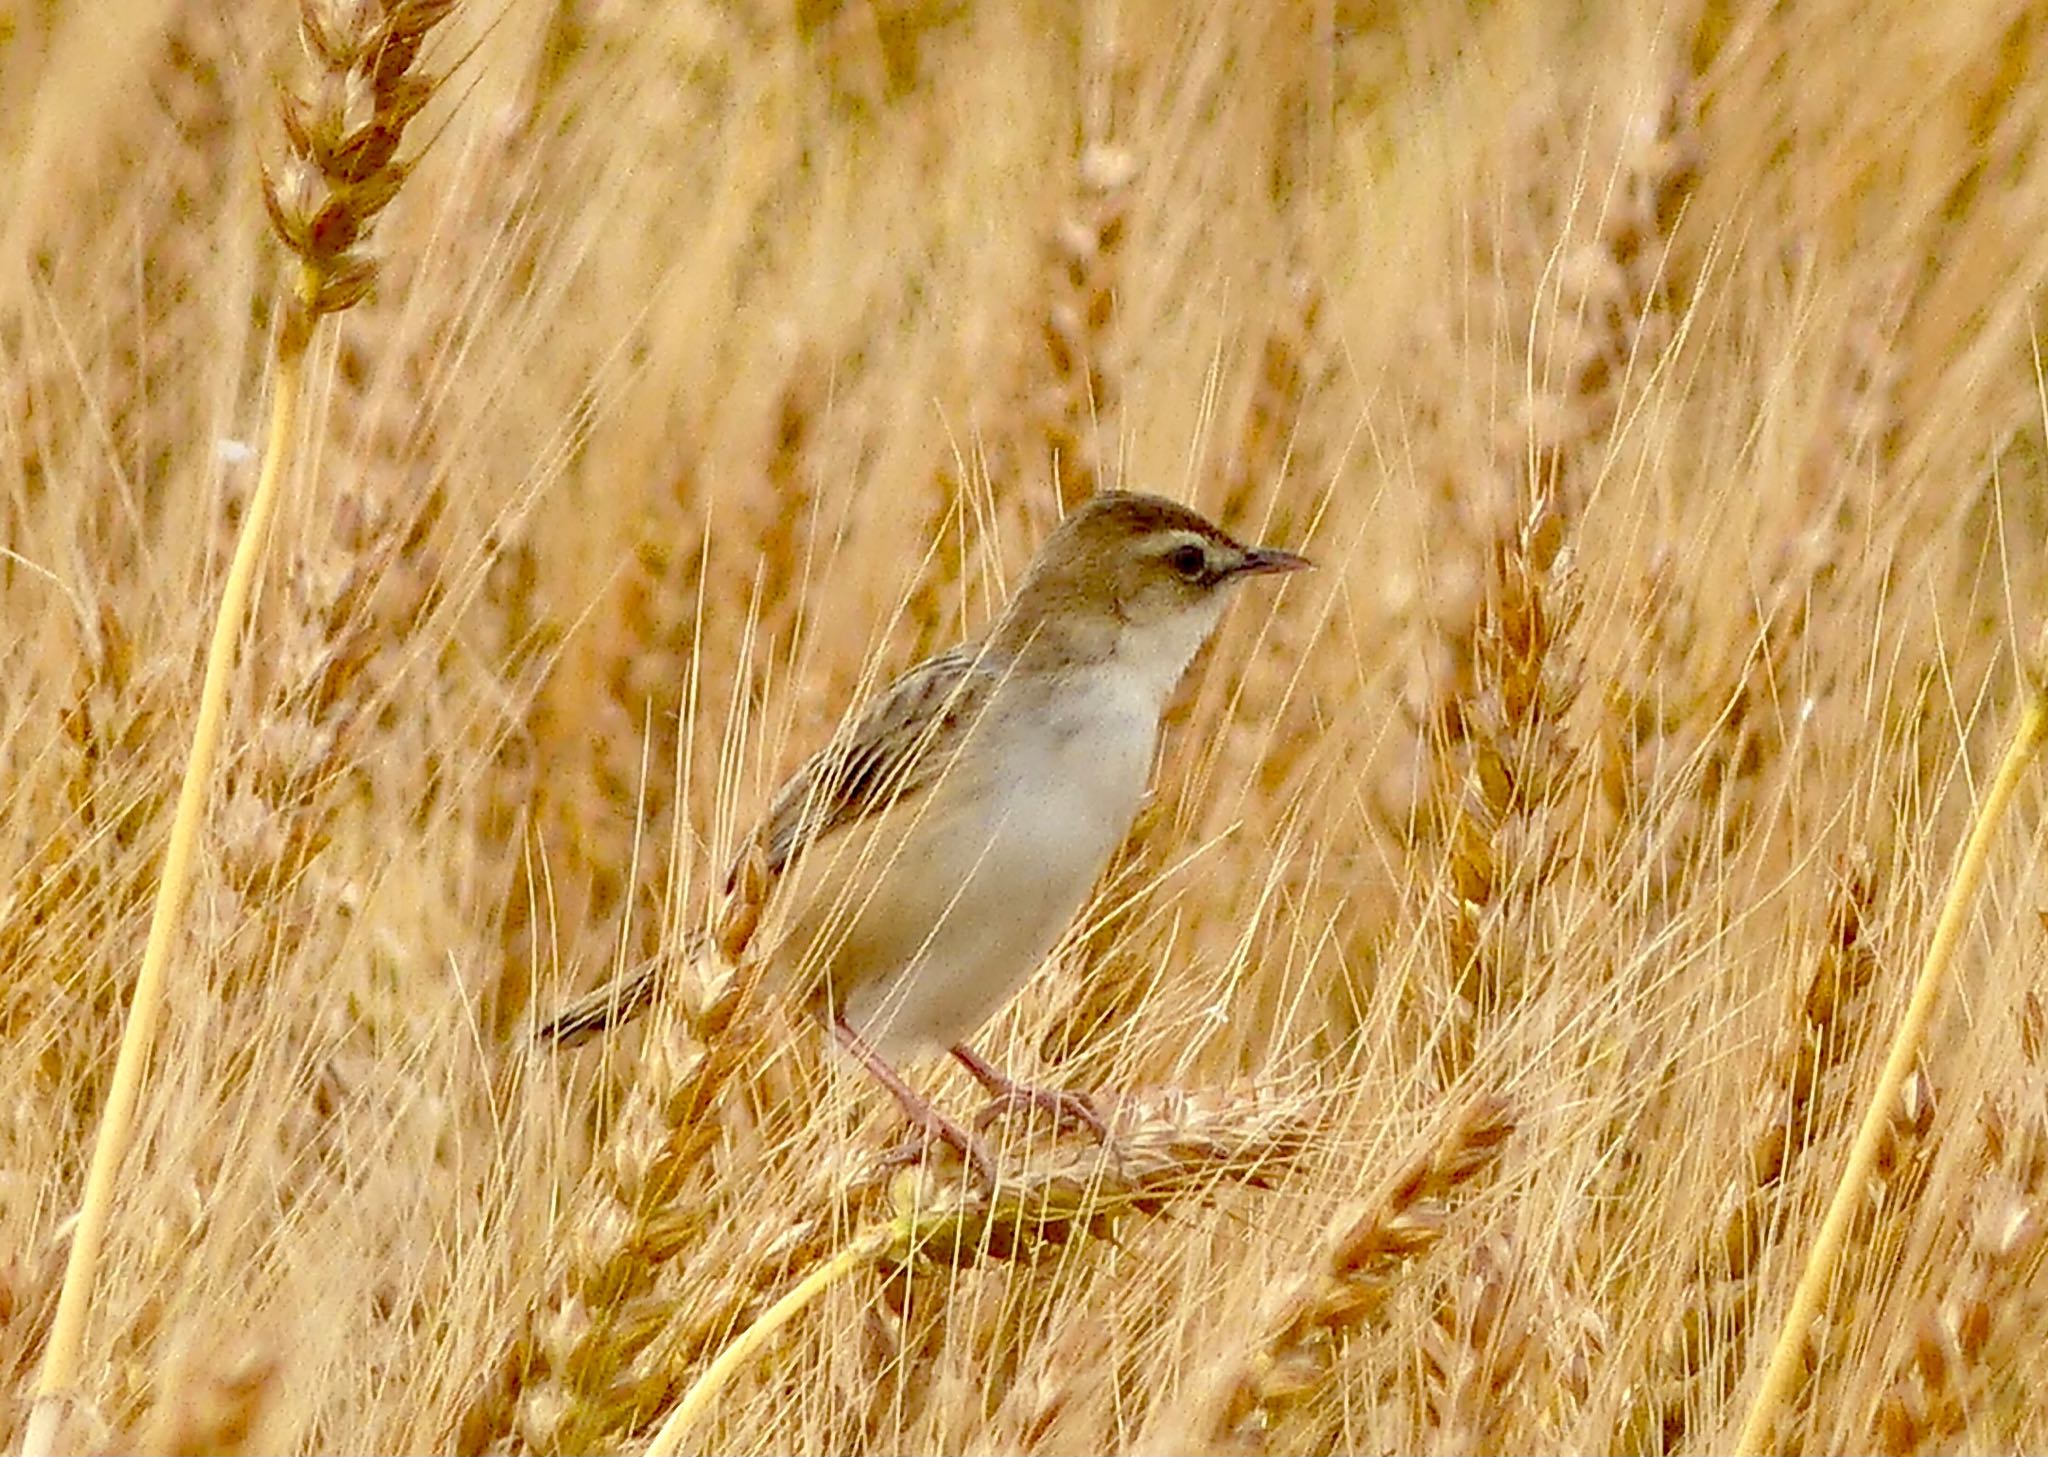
[[1234, 545, 1313, 577]]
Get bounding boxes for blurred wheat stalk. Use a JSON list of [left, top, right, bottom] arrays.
[[19, 3, 458, 1452]]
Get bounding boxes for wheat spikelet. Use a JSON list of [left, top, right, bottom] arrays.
[[1869, 1045, 2048, 1454], [1386, 48, 1705, 1091], [1620, 852, 1882, 1450], [1177, 1095, 1514, 1452], [1872, 1184, 2045, 1454], [288, 97, 548, 1000], [1417, 1228, 1536, 1453], [911, 133, 1137, 658], [510, 449, 703, 989], [112, 0, 248, 502], [467, 508, 563, 1036], [516, 340, 829, 1022], [740, 343, 832, 700], [1603, 263, 1905, 925], [208, 482, 446, 978], [1409, 487, 1586, 1083], [878, 1083, 1320, 1273], [471, 948, 760, 1454], [1214, 262, 1335, 525], [1184, 257, 1335, 778], [1599, 535, 1822, 910], [638, 1083, 1321, 1455], [2, 603, 182, 1058], [0, 1, 255, 557], [264, 0, 459, 329], [1525, 63, 1699, 473], [1035, 141, 1136, 501], [0, 1, 256, 1076]]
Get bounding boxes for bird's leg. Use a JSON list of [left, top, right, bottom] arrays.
[[950, 1043, 1109, 1143], [833, 1014, 998, 1187]]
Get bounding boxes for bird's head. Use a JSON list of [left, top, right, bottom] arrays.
[[995, 491, 1311, 694]]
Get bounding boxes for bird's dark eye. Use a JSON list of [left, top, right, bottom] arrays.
[[1168, 543, 1209, 580]]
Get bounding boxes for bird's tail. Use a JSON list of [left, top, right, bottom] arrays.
[[537, 858, 770, 1047], [536, 957, 664, 1046]]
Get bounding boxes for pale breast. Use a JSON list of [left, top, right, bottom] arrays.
[[821, 665, 1160, 1054]]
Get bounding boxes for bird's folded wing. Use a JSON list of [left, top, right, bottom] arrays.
[[539, 641, 996, 1045], [735, 639, 995, 891]]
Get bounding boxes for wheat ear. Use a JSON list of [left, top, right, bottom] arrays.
[[1736, 637, 2048, 1453], [639, 1085, 1319, 1454], [21, 5, 454, 1453], [1181, 1094, 1516, 1451]]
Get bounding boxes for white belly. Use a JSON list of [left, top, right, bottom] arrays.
[[835, 668, 1157, 1055]]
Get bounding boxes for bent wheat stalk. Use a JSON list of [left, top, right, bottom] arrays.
[[643, 1231, 890, 1457], [1735, 639, 2048, 1455]]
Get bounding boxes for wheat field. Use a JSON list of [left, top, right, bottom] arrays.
[[4, 0, 2048, 1452]]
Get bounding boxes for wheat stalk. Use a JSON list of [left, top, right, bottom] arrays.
[[22, 328, 307, 1457], [1736, 635, 2048, 1454], [20, 4, 454, 1452]]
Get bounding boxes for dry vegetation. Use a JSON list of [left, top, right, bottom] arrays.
[[5, 0, 2048, 1452]]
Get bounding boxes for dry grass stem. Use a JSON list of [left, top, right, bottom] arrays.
[[23, 335, 309, 1457], [19, 4, 455, 1451]]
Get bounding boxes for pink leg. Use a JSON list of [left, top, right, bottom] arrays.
[[834, 1015, 998, 1186], [949, 1043, 1109, 1141]]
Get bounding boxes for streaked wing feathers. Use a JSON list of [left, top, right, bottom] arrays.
[[729, 641, 995, 891]]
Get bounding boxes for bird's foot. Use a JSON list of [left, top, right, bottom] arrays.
[[949, 1042, 1111, 1145], [836, 1015, 1000, 1188], [972, 1081, 1109, 1142]]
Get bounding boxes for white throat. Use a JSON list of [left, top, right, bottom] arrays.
[[1113, 595, 1230, 709]]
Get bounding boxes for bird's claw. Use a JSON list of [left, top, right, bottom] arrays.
[[973, 1084, 1109, 1143]]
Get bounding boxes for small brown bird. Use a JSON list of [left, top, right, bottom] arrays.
[[541, 491, 1310, 1179]]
